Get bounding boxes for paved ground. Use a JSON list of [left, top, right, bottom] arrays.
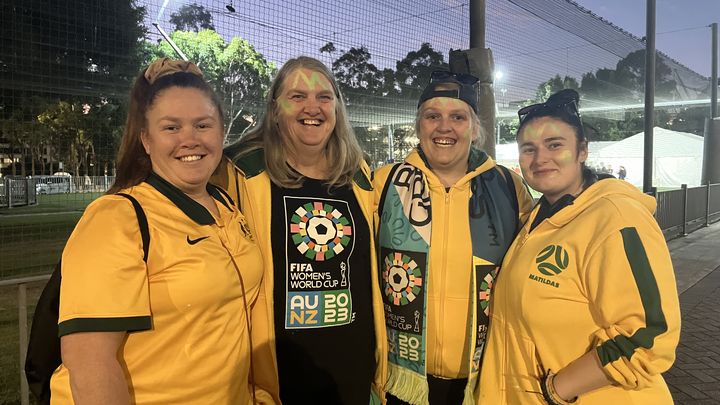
[[665, 221, 720, 404]]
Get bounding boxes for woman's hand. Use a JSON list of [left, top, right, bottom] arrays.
[[552, 350, 613, 401], [61, 331, 129, 405]]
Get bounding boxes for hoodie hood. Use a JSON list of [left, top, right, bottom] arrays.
[[405, 146, 496, 186], [540, 178, 656, 228]]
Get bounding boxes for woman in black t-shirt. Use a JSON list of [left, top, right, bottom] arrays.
[[214, 56, 387, 405]]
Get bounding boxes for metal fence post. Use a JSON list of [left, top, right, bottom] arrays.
[[18, 284, 29, 405], [6, 177, 12, 208], [706, 183, 711, 227], [681, 184, 688, 236]]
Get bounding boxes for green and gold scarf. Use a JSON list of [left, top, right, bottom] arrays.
[[377, 149, 518, 404]]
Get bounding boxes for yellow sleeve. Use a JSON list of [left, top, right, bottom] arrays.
[[58, 195, 151, 336], [582, 210, 680, 389]]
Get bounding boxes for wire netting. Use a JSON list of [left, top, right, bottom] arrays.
[[0, 0, 717, 401]]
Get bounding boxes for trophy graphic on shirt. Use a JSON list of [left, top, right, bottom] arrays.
[[414, 310, 420, 332], [340, 262, 347, 287]]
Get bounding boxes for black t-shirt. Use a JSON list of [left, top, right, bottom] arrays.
[[271, 177, 376, 404]]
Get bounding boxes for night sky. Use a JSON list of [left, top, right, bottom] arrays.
[[573, 0, 719, 77]]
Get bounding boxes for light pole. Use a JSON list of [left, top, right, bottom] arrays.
[[494, 71, 504, 144]]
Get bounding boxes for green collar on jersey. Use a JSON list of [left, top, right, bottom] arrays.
[[145, 172, 229, 225]]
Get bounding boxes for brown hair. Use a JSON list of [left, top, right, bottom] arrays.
[[226, 56, 362, 188], [108, 62, 224, 194]]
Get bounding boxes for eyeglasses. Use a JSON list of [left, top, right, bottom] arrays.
[[517, 98, 581, 125], [430, 70, 479, 85]]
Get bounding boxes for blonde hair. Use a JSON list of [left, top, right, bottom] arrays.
[[227, 56, 363, 188]]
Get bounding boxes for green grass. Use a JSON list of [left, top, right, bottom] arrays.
[[0, 193, 102, 215], [0, 193, 98, 280], [0, 193, 100, 403], [0, 282, 44, 405]]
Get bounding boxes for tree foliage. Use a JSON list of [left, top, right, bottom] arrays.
[[326, 43, 448, 164], [169, 4, 215, 32], [532, 75, 580, 104], [395, 43, 448, 99], [332, 46, 385, 103], [580, 50, 678, 102], [1, 0, 146, 175], [150, 30, 275, 142], [511, 50, 686, 143]]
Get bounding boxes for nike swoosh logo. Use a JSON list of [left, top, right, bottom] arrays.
[[187, 235, 210, 245]]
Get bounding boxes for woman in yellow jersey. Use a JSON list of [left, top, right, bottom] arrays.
[[373, 71, 533, 404], [479, 89, 680, 405], [213, 56, 387, 404], [51, 59, 264, 404]]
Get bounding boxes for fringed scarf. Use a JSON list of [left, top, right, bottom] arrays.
[[377, 149, 518, 405]]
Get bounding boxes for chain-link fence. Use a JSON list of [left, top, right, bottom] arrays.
[[0, 1, 716, 400]]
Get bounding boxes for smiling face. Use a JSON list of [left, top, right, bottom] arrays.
[[141, 86, 223, 195], [417, 96, 475, 176], [517, 116, 588, 204], [275, 67, 337, 158]]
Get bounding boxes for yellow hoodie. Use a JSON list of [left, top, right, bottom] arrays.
[[373, 149, 534, 380], [479, 179, 681, 404]]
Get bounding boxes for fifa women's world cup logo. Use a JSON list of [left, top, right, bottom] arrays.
[[290, 201, 352, 262], [383, 252, 423, 306]]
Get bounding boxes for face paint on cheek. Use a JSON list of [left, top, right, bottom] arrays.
[[462, 126, 473, 140], [559, 149, 574, 164], [277, 98, 294, 113]]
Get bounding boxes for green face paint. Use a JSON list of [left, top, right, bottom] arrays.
[[277, 97, 296, 114]]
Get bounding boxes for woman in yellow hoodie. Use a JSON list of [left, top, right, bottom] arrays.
[[479, 89, 680, 405], [374, 71, 533, 404]]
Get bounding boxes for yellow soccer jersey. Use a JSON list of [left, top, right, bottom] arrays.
[[50, 173, 263, 405]]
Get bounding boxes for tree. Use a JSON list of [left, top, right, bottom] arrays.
[[580, 50, 678, 103], [1, 0, 147, 105], [319, 42, 337, 54], [170, 4, 215, 33], [395, 43, 448, 99], [332, 46, 385, 102], [150, 30, 275, 142], [668, 107, 706, 136], [532, 75, 580, 103], [1, 0, 147, 175], [37, 101, 87, 176]]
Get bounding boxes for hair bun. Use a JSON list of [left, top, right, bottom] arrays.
[[144, 58, 203, 85], [546, 88, 580, 106]]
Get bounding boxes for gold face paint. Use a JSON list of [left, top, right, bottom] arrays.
[[274, 67, 338, 155], [559, 149, 574, 163], [290, 69, 332, 92]]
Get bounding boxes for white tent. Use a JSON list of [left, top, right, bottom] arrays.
[[589, 127, 704, 188]]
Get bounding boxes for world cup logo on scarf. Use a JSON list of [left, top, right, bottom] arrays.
[[383, 252, 423, 305]]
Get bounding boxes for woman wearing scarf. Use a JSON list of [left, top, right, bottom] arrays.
[[373, 71, 534, 404]]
